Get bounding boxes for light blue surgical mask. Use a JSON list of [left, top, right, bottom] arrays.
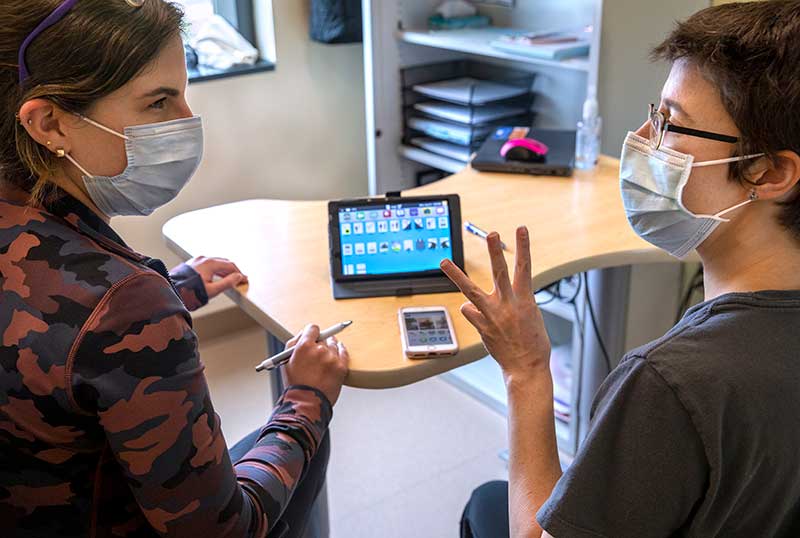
[[620, 132, 762, 259], [62, 115, 204, 217]]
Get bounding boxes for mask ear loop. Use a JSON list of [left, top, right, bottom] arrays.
[[53, 115, 131, 179], [692, 154, 764, 168], [56, 147, 95, 179], [705, 189, 759, 222], [74, 114, 130, 141]]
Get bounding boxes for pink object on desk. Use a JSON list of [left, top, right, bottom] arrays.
[[500, 138, 550, 162]]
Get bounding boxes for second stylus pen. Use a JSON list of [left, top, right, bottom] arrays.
[[464, 221, 508, 250]]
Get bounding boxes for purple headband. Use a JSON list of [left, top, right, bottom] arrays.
[[18, 0, 79, 84]]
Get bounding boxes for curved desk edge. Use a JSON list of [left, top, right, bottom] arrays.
[[165, 225, 678, 389]]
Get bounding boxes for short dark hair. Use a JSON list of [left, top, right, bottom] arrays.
[[0, 0, 185, 204], [652, 0, 800, 239]]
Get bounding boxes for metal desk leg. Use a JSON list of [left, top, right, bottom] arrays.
[[266, 333, 330, 538], [267, 333, 286, 405]]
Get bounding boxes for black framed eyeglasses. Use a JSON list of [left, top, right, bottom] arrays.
[[648, 103, 739, 150]]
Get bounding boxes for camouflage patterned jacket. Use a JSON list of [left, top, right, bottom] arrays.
[[0, 187, 333, 537]]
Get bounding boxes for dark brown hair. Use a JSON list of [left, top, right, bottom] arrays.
[[652, 0, 800, 239], [0, 0, 184, 204]]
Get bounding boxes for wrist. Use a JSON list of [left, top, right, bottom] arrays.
[[504, 367, 553, 396]]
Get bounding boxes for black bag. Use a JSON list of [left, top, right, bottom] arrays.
[[310, 0, 363, 44]]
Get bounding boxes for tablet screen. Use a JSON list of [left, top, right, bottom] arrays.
[[337, 200, 454, 277]]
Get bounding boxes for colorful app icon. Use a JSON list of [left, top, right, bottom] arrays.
[[377, 221, 388, 233], [438, 217, 448, 228], [390, 220, 400, 232], [404, 239, 413, 252], [416, 238, 425, 251], [355, 243, 365, 255], [342, 223, 352, 235], [422, 207, 433, 216], [365, 222, 376, 234], [383, 210, 392, 218], [436, 206, 446, 215], [356, 263, 367, 275], [342, 243, 353, 256], [357, 212, 365, 220], [353, 222, 364, 234], [379, 242, 389, 253], [367, 242, 377, 254], [427, 238, 438, 250], [396, 209, 406, 217], [391, 241, 402, 253], [414, 218, 424, 230], [401, 219, 412, 231], [409, 208, 419, 216], [440, 237, 451, 249], [342, 212, 352, 222], [369, 211, 379, 219], [344, 264, 355, 275], [426, 218, 436, 230]]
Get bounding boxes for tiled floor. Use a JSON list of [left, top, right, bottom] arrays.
[[199, 327, 509, 538]]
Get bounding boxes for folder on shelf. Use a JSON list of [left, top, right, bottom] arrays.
[[414, 101, 529, 125], [412, 77, 530, 106], [490, 31, 590, 61], [410, 137, 472, 163], [408, 116, 491, 146]]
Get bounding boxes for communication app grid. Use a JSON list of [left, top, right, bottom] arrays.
[[339, 201, 453, 276], [403, 311, 454, 346]]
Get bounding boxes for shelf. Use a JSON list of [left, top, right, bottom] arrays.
[[399, 145, 467, 174], [535, 291, 577, 323], [398, 28, 591, 73]]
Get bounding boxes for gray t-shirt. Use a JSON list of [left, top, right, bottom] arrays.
[[537, 290, 800, 538]]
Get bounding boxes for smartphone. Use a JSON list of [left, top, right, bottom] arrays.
[[398, 306, 459, 359]]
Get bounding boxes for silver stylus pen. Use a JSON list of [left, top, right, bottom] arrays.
[[255, 321, 353, 372]]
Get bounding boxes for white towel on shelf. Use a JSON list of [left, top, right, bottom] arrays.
[[436, 0, 477, 19]]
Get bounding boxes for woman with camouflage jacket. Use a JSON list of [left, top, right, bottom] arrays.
[[0, 1, 349, 536]]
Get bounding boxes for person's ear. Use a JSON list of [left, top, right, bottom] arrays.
[[18, 99, 74, 156], [743, 151, 800, 201]]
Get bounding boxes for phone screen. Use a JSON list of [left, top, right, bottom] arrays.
[[403, 311, 453, 347]]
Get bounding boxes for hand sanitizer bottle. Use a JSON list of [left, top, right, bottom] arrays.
[[575, 86, 602, 170]]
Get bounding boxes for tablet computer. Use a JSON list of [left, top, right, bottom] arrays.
[[328, 194, 464, 299]]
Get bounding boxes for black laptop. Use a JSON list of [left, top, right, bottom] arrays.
[[471, 127, 576, 176]]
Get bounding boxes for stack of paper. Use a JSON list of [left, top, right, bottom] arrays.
[[413, 77, 530, 105], [414, 100, 528, 125], [491, 31, 590, 61], [410, 137, 472, 162]]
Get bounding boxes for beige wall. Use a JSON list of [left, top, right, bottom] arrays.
[[114, 0, 368, 273]]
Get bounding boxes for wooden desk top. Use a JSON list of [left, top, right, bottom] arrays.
[[163, 156, 672, 389]]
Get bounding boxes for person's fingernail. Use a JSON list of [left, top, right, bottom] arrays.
[[440, 259, 450, 268]]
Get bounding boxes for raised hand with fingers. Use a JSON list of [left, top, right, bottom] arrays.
[[440, 226, 551, 383]]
